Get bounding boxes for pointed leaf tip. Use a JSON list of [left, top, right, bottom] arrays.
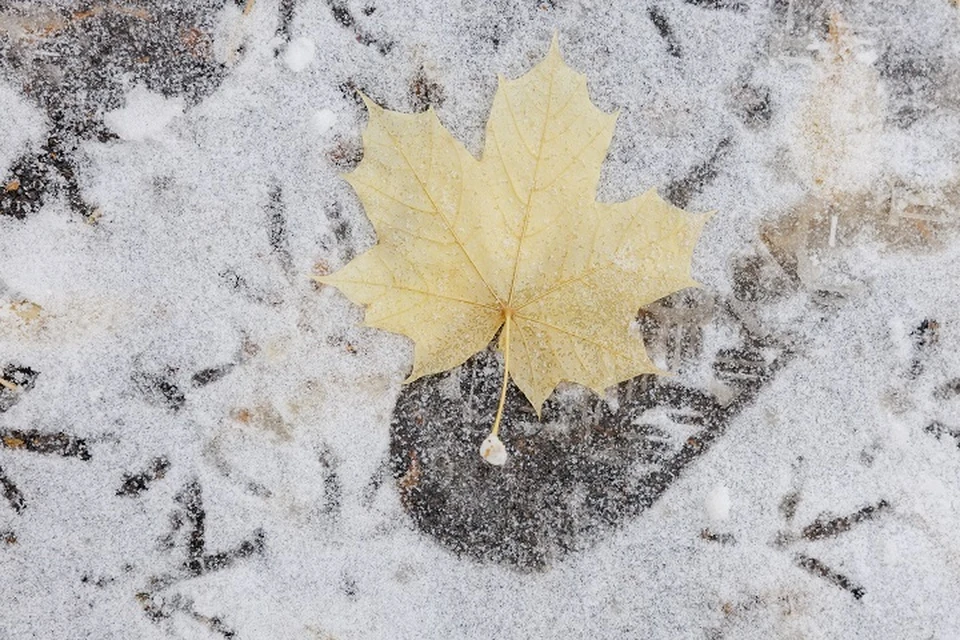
[[358, 91, 381, 113], [547, 32, 563, 63]]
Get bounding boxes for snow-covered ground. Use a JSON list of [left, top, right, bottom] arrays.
[[1, 1, 959, 638]]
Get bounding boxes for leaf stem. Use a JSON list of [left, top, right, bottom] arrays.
[[492, 311, 512, 436]]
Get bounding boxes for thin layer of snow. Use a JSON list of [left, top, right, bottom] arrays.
[[0, 81, 44, 171], [103, 86, 185, 142], [705, 485, 731, 522], [284, 37, 317, 72], [311, 108, 338, 136], [1, 0, 959, 639]]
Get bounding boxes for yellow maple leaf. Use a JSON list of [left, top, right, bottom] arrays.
[[318, 37, 710, 463]]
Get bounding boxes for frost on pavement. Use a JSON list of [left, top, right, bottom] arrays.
[[1, 1, 960, 639]]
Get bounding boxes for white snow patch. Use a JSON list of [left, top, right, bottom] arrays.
[[311, 108, 338, 136], [103, 86, 184, 142], [284, 37, 317, 72], [0, 81, 44, 169], [705, 485, 731, 521]]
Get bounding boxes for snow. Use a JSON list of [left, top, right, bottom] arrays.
[[0, 82, 43, 172], [1, 0, 960, 639], [705, 485, 731, 522], [311, 108, 338, 136], [103, 86, 185, 142], [284, 37, 317, 73]]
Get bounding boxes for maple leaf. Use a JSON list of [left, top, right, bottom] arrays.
[[318, 36, 710, 464]]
